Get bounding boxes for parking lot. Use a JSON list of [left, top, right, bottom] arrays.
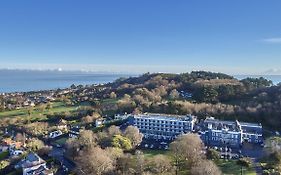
[[139, 139, 172, 150]]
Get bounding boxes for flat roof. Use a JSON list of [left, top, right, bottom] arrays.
[[239, 122, 262, 128], [134, 113, 195, 121]]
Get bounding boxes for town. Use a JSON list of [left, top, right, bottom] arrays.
[[0, 111, 270, 175], [0, 71, 280, 175]]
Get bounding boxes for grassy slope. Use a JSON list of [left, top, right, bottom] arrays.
[[0, 102, 78, 120]]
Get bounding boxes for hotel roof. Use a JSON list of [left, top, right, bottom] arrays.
[[134, 113, 196, 121]]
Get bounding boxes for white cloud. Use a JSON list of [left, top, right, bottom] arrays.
[[263, 68, 281, 75], [262, 37, 281, 43], [0, 63, 264, 75]]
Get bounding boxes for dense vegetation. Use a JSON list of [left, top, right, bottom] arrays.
[[104, 71, 278, 128]]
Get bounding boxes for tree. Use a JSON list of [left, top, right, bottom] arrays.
[[263, 137, 281, 171], [24, 122, 49, 136], [65, 138, 80, 160], [15, 133, 25, 145], [27, 107, 33, 124], [135, 150, 145, 175], [38, 146, 52, 156], [169, 89, 180, 99], [26, 138, 44, 151], [190, 160, 222, 175], [206, 149, 220, 160], [0, 160, 9, 170], [116, 154, 135, 175], [78, 130, 97, 148], [76, 146, 114, 175], [124, 126, 143, 148], [81, 115, 94, 124], [170, 134, 204, 173], [107, 125, 121, 137], [104, 147, 123, 160], [92, 112, 101, 120], [111, 135, 132, 151], [265, 137, 281, 154], [46, 102, 52, 110], [150, 155, 173, 174], [110, 92, 117, 99], [117, 94, 136, 113], [237, 157, 252, 168]]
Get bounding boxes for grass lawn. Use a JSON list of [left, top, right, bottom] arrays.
[[101, 98, 119, 105], [140, 149, 257, 175], [216, 160, 256, 175], [0, 102, 82, 121], [142, 149, 171, 158], [0, 151, 9, 160], [54, 137, 68, 145]]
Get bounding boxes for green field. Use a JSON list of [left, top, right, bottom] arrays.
[[216, 160, 256, 175], [142, 149, 172, 158], [0, 102, 79, 121]]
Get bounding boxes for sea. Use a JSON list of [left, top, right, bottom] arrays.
[[0, 70, 281, 93], [234, 75, 281, 85], [0, 70, 135, 93]]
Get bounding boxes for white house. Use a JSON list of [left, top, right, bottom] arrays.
[[15, 152, 53, 175], [49, 130, 63, 139]]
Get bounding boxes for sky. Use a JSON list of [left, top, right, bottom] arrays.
[[0, 0, 281, 74]]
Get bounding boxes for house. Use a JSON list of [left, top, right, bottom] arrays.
[[200, 117, 263, 148], [2, 138, 23, 150], [49, 130, 63, 139], [200, 117, 243, 148], [95, 118, 105, 127], [133, 113, 196, 141], [15, 152, 53, 175], [57, 118, 68, 131], [69, 126, 82, 138], [10, 149, 24, 156], [114, 114, 132, 120], [23, 100, 35, 107]]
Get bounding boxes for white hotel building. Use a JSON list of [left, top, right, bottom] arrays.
[[133, 113, 196, 140]]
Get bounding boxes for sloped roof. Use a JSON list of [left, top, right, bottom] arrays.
[[21, 152, 46, 168]]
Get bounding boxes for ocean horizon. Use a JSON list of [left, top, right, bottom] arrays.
[[0, 70, 135, 93], [0, 70, 280, 93]]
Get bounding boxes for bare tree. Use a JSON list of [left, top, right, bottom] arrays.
[[107, 125, 121, 137], [116, 154, 135, 175], [169, 89, 180, 99], [78, 130, 97, 148], [135, 150, 145, 175], [150, 155, 173, 174], [110, 92, 117, 99], [124, 126, 143, 148], [76, 146, 114, 175], [65, 138, 80, 160], [15, 133, 25, 144], [170, 133, 204, 173], [190, 160, 222, 175]]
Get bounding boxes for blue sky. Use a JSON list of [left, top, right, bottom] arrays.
[[0, 0, 281, 74]]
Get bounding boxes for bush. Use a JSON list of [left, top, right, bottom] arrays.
[[0, 151, 9, 161], [111, 135, 132, 151], [206, 149, 220, 160], [237, 157, 252, 168]]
